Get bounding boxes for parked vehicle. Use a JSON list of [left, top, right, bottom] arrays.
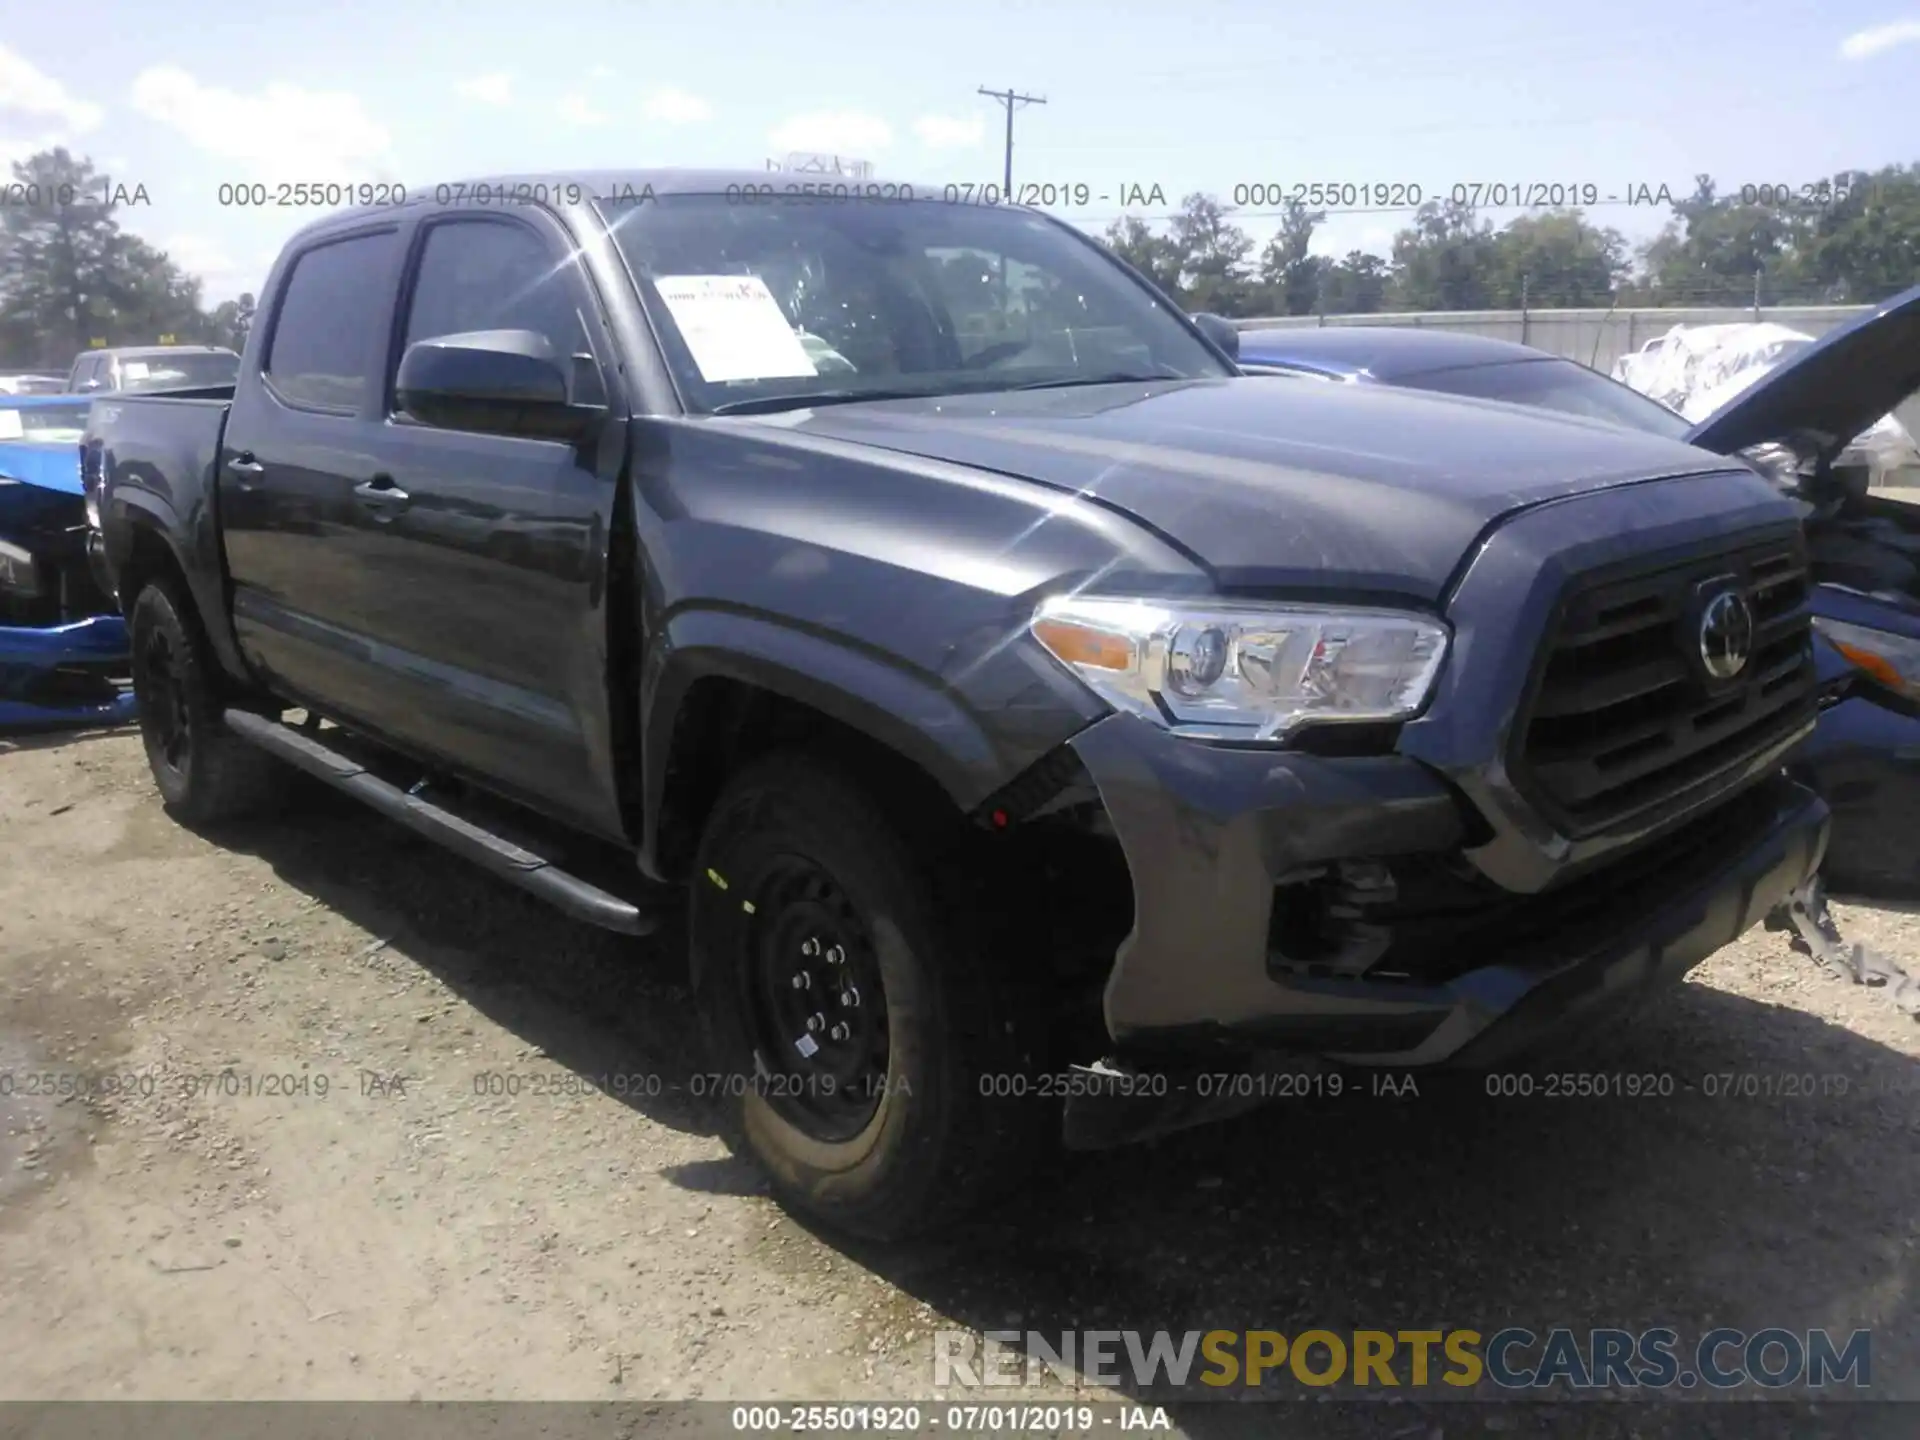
[[66, 345, 240, 395], [0, 373, 67, 397], [87, 172, 1829, 1236], [0, 394, 134, 729], [1239, 304, 1920, 905]]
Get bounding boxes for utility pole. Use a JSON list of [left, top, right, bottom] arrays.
[[977, 86, 1047, 196]]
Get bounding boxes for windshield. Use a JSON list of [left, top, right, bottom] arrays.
[[0, 401, 89, 444], [118, 352, 239, 392], [1397, 357, 1694, 440], [597, 194, 1231, 413]]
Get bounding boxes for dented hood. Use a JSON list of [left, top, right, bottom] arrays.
[[748, 376, 1744, 602]]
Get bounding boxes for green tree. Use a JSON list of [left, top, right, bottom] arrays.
[[0, 147, 213, 368], [1166, 193, 1258, 316], [1100, 216, 1184, 296], [208, 292, 257, 353], [1635, 174, 1806, 305], [1387, 200, 1501, 310], [1253, 200, 1327, 316], [1787, 164, 1920, 304], [1490, 211, 1626, 307], [1318, 251, 1390, 314]]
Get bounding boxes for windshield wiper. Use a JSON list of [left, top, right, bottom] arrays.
[[1010, 369, 1186, 391], [710, 387, 942, 416]]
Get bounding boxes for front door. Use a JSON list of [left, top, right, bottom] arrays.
[[343, 212, 624, 832]]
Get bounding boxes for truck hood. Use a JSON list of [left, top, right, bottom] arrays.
[[0, 441, 83, 496], [746, 377, 1738, 600], [1685, 280, 1920, 460]]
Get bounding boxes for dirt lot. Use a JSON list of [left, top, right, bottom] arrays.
[[1, 725, 1916, 1430]]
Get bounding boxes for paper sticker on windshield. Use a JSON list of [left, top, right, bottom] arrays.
[[652, 275, 818, 385], [0, 410, 21, 440]]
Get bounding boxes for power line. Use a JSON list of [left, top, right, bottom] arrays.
[[977, 86, 1047, 196]]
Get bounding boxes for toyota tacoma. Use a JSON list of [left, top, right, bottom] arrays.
[[84, 171, 1829, 1238]]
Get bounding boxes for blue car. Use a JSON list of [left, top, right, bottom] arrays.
[[1235, 292, 1920, 907], [0, 393, 136, 729]]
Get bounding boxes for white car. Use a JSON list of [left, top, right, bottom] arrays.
[[0, 373, 66, 396]]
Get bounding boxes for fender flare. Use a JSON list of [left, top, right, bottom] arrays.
[[107, 489, 252, 685], [639, 608, 1006, 877]]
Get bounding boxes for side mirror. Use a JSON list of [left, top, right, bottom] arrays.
[[1190, 312, 1240, 361], [396, 329, 603, 441]]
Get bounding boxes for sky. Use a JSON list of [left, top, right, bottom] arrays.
[[1, 0, 1916, 303]]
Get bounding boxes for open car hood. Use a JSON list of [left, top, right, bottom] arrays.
[[1685, 281, 1920, 459]]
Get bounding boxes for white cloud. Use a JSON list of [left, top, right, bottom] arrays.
[[768, 111, 892, 156], [645, 88, 711, 125], [590, 64, 615, 80], [1840, 19, 1920, 58], [557, 94, 610, 126], [0, 45, 104, 133], [456, 72, 515, 105], [0, 132, 66, 168], [130, 66, 394, 183], [911, 113, 986, 150], [161, 232, 263, 302], [161, 232, 238, 279]]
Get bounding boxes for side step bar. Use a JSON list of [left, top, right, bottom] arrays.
[[223, 709, 658, 936]]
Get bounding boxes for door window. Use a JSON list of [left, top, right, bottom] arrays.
[[399, 220, 589, 369], [265, 230, 399, 411]]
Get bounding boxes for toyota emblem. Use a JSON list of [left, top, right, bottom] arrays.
[[1698, 589, 1754, 680]]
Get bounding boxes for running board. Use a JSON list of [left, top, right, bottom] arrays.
[[223, 708, 658, 936]]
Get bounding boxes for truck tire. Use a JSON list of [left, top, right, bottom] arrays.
[[690, 753, 1049, 1240], [129, 579, 284, 824]]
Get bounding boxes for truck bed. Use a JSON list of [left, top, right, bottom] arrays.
[[84, 391, 234, 511]]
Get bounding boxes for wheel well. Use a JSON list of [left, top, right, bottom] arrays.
[[117, 523, 190, 618], [653, 676, 961, 883]]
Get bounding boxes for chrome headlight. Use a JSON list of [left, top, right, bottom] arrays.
[[1812, 616, 1920, 702], [1031, 595, 1449, 742]]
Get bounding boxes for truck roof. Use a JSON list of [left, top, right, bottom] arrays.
[[290, 167, 942, 241], [89, 345, 238, 358]]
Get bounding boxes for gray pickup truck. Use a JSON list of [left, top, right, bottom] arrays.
[[83, 170, 1828, 1238]]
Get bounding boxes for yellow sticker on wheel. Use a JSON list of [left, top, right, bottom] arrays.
[[742, 900, 756, 914], [705, 868, 729, 890]]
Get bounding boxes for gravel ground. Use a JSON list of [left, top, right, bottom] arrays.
[[0, 725, 1915, 1436]]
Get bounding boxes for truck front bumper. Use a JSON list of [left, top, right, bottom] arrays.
[[1067, 712, 1830, 1073]]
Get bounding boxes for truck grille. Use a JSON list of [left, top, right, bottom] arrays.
[[1512, 533, 1815, 836]]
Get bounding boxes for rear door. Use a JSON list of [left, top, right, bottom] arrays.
[[340, 210, 626, 833], [219, 222, 410, 729]]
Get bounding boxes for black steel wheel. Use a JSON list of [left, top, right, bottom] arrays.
[[690, 752, 1049, 1240], [128, 579, 285, 824], [136, 611, 193, 777], [743, 856, 891, 1143]]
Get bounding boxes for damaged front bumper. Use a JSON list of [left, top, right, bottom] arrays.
[[1063, 711, 1828, 1106]]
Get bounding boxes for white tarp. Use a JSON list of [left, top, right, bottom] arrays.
[[1611, 321, 1919, 480]]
